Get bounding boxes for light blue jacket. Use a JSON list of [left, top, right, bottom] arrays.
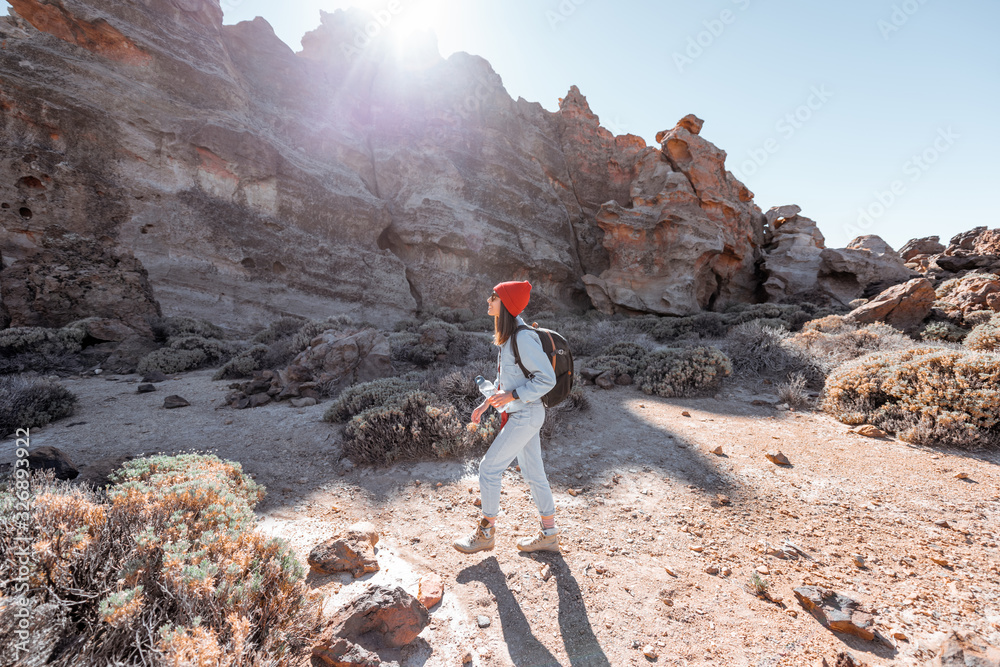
[[493, 316, 557, 412]]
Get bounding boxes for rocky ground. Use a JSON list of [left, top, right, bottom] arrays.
[[8, 368, 1000, 666]]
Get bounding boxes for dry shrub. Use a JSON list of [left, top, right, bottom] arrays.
[[777, 372, 810, 408], [921, 321, 969, 343], [0, 374, 77, 437], [823, 347, 1000, 449], [288, 315, 355, 355], [0, 326, 85, 374], [785, 320, 916, 377], [588, 341, 651, 378], [343, 390, 499, 464], [635, 346, 732, 398], [136, 347, 207, 376], [149, 316, 226, 343], [965, 314, 1000, 352], [724, 320, 816, 379], [168, 335, 239, 365], [323, 377, 420, 423], [250, 317, 306, 345], [212, 344, 270, 381], [0, 454, 322, 666]]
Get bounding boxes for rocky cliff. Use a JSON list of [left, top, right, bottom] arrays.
[[3, 0, 955, 330]]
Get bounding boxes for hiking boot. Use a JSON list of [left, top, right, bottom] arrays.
[[453, 518, 495, 554], [517, 525, 560, 553]]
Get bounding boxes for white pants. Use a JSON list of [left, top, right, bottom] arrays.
[[478, 402, 555, 518]]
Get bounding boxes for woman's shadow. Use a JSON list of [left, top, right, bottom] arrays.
[[456, 555, 610, 667]]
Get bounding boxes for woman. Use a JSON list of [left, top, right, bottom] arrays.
[[453, 280, 560, 554]]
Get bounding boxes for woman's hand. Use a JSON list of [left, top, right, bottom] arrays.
[[471, 402, 488, 425], [487, 391, 516, 410]]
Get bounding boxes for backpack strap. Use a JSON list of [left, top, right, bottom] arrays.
[[510, 325, 534, 379]]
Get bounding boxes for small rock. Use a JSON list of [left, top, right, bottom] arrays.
[[341, 458, 356, 471], [595, 371, 616, 390], [643, 644, 658, 659], [705, 565, 719, 575], [473, 497, 482, 506], [27, 446, 79, 480], [793, 586, 874, 640], [477, 615, 491, 628], [417, 572, 444, 609], [892, 630, 908, 641], [786, 609, 798, 618], [722, 567, 732, 577], [775, 402, 789, 411], [663, 565, 678, 577], [319, 585, 429, 649], [852, 424, 888, 438], [223, 419, 233, 425], [954, 472, 969, 480], [852, 554, 866, 568], [540, 564, 552, 581], [766, 451, 791, 466], [567, 488, 578, 497], [709, 445, 724, 455], [137, 383, 156, 393], [93, 368, 102, 375], [935, 519, 951, 528], [929, 555, 951, 567], [927, 630, 1000, 666], [756, 566, 770, 575], [681, 411, 691, 417], [140, 370, 169, 383], [689, 545, 704, 553], [290, 397, 317, 408], [715, 494, 730, 506], [615, 373, 632, 386], [163, 395, 190, 409]]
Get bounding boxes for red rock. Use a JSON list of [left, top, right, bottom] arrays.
[[308, 528, 379, 578], [794, 586, 875, 641], [320, 585, 430, 649], [417, 572, 444, 609], [845, 278, 936, 331], [935, 274, 1000, 317]]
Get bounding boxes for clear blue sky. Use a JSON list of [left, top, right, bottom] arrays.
[[7, 0, 997, 250]]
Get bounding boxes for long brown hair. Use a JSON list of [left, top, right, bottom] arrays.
[[494, 301, 518, 346]]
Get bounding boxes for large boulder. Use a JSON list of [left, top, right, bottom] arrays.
[[817, 235, 917, 305], [582, 115, 765, 315], [934, 273, 1000, 319], [317, 585, 430, 650], [760, 206, 826, 302], [844, 278, 936, 331], [0, 233, 160, 333], [928, 630, 1000, 667], [282, 328, 391, 393]]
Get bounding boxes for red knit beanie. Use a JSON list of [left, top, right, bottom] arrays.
[[494, 280, 531, 317]]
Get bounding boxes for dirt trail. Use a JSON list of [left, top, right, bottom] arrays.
[[9, 369, 1000, 666]]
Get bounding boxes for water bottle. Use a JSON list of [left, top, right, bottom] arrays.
[[474, 375, 507, 412]]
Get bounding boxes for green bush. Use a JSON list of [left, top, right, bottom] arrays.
[[920, 321, 969, 343], [323, 377, 419, 423], [250, 317, 306, 345], [343, 390, 498, 464], [212, 344, 270, 380], [149, 316, 226, 343], [823, 347, 1000, 449], [786, 321, 916, 377], [965, 314, 1000, 352], [390, 319, 485, 367], [588, 341, 650, 378], [168, 335, 238, 365], [725, 320, 795, 375], [0, 454, 321, 666], [635, 346, 732, 398], [0, 374, 77, 437], [0, 326, 83, 373], [288, 315, 355, 354], [136, 348, 206, 376]]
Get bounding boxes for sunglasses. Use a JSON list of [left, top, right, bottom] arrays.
[[488, 293, 499, 302]]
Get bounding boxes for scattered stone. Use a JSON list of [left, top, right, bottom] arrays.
[[681, 411, 691, 417], [308, 525, 380, 578], [793, 586, 875, 640], [347, 522, 379, 546], [705, 565, 719, 575], [821, 652, 867, 667], [473, 497, 482, 506], [852, 554, 866, 568], [141, 371, 169, 383], [319, 585, 429, 649], [341, 459, 356, 471], [477, 615, 491, 628], [27, 446, 79, 480], [928, 630, 1000, 666], [766, 451, 791, 466], [851, 424, 888, 438], [567, 488, 579, 497], [709, 445, 724, 455], [311, 637, 380, 667], [892, 630, 908, 641], [935, 519, 951, 528], [722, 567, 732, 577], [540, 564, 552, 581], [715, 494, 730, 506], [290, 397, 317, 408], [136, 383, 156, 393], [756, 566, 770, 575], [689, 545, 704, 553], [929, 555, 951, 568], [616, 373, 633, 386], [417, 572, 444, 609], [163, 394, 190, 409], [595, 371, 616, 390], [643, 644, 658, 659], [954, 472, 969, 480], [663, 565, 678, 577]]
